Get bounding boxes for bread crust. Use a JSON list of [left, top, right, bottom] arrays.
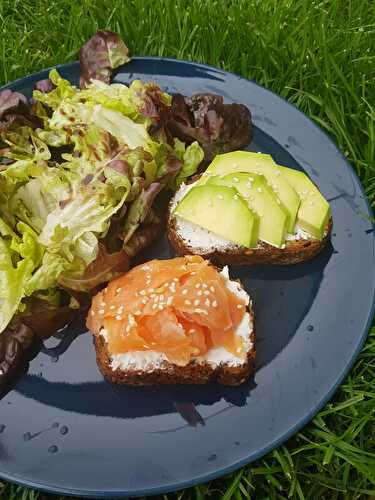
[[94, 310, 255, 387], [167, 199, 332, 266]]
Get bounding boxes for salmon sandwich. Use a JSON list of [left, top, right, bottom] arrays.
[[87, 256, 255, 386]]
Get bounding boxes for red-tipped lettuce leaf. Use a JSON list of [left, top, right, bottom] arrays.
[[166, 93, 252, 162], [0, 89, 42, 132], [58, 244, 130, 292], [79, 31, 130, 89]]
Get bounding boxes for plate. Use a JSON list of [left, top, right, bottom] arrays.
[[0, 58, 374, 498]]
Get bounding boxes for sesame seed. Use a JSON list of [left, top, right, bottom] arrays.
[[148, 288, 155, 293], [146, 274, 151, 279], [234, 194, 239, 200], [195, 308, 208, 315], [205, 299, 211, 307], [152, 304, 158, 310], [126, 325, 131, 332], [134, 310, 141, 316], [237, 304, 243, 309], [146, 280, 151, 286], [275, 170, 281, 176], [139, 289, 146, 296], [90, 310, 94, 316], [194, 299, 200, 306], [212, 300, 218, 308], [98, 309, 105, 315], [173, 278, 179, 283], [218, 194, 224, 200], [233, 176, 239, 182], [203, 290, 210, 296], [142, 265, 151, 271], [210, 286, 215, 292], [190, 271, 196, 275], [159, 294, 164, 301], [167, 296, 173, 305], [195, 283, 201, 289], [202, 283, 208, 289], [158, 304, 164, 310], [236, 347, 242, 353], [109, 305, 116, 310], [100, 301, 106, 307], [117, 306, 124, 313], [116, 288, 122, 293], [185, 299, 191, 305], [116, 315, 122, 321], [169, 285, 176, 292], [197, 290, 202, 296], [141, 298, 148, 304], [182, 289, 188, 295], [257, 187, 262, 193], [188, 328, 196, 334]]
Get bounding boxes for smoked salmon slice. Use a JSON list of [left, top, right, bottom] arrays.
[[87, 256, 247, 366]]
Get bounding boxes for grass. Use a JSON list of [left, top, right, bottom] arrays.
[[0, 0, 374, 498]]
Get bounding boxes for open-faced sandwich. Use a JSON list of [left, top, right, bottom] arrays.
[[86, 256, 255, 386], [168, 151, 332, 265]]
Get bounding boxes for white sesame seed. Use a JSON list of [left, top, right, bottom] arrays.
[[126, 325, 131, 332], [146, 280, 151, 286], [141, 298, 148, 304], [218, 194, 224, 200], [234, 194, 239, 200], [117, 306, 124, 314], [158, 304, 164, 310], [98, 309, 105, 315], [195, 283, 201, 289], [210, 286, 215, 292], [116, 288, 122, 293], [146, 274, 151, 279], [212, 300, 218, 308], [257, 187, 262, 192], [237, 304, 243, 309], [195, 308, 208, 315], [190, 271, 196, 275], [91, 310, 95, 316], [275, 170, 281, 176], [109, 305, 116, 310], [173, 278, 179, 282], [134, 310, 142, 316], [148, 288, 155, 293], [205, 298, 211, 306], [116, 315, 122, 321], [139, 289, 146, 296], [233, 176, 239, 182], [197, 290, 203, 296], [236, 347, 242, 353], [100, 301, 106, 307], [142, 265, 151, 271], [202, 283, 208, 289], [182, 289, 188, 295], [152, 304, 158, 310], [188, 328, 196, 334], [167, 296, 173, 305], [194, 299, 200, 306], [203, 290, 210, 296], [185, 299, 191, 305]]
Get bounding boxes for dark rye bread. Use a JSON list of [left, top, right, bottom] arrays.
[[94, 310, 255, 387], [167, 199, 333, 266]]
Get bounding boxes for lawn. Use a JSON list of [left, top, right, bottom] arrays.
[[1, 0, 374, 498]]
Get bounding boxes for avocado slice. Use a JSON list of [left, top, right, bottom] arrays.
[[174, 184, 259, 248], [198, 151, 300, 233], [207, 173, 288, 248], [280, 166, 330, 240]]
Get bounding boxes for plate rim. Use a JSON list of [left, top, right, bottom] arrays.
[[1, 57, 374, 498]]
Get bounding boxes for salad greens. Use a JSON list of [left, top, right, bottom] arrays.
[[0, 30, 252, 390]]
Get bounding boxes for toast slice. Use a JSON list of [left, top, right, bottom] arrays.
[[94, 307, 255, 386], [92, 264, 255, 387], [167, 182, 332, 266]]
